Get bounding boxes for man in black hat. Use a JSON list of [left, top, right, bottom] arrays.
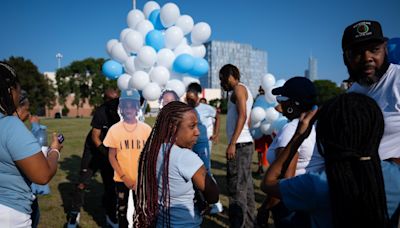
[[343, 20, 400, 161]]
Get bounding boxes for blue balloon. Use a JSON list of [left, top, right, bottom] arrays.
[[388, 37, 400, 64], [253, 95, 275, 109], [148, 9, 164, 30], [173, 54, 195, 74], [189, 58, 209, 77], [250, 127, 263, 140], [145, 30, 165, 52], [102, 60, 123, 79]]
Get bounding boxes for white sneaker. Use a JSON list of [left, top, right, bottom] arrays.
[[106, 215, 119, 228], [67, 212, 80, 228], [210, 202, 223, 214]]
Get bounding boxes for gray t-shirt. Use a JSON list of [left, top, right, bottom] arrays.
[[156, 144, 204, 227]]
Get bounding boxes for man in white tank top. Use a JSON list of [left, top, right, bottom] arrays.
[[219, 64, 256, 228]]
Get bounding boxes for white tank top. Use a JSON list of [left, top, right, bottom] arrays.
[[226, 83, 254, 143]]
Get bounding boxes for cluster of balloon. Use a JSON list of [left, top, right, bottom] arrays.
[[250, 73, 288, 139], [102, 1, 211, 101], [388, 37, 400, 64]]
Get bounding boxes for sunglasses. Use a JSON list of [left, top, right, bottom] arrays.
[[276, 95, 290, 103]]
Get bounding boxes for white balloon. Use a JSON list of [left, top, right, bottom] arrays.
[[142, 82, 162, 101], [164, 26, 183, 49], [169, 72, 182, 80], [262, 73, 276, 90], [175, 15, 194, 35], [150, 66, 170, 86], [117, 73, 132, 90], [174, 44, 193, 56], [264, 87, 277, 104], [120, 28, 134, 42], [265, 107, 279, 123], [111, 42, 129, 63], [179, 37, 188, 46], [123, 56, 136, 75], [191, 22, 211, 45], [252, 121, 262, 128], [182, 75, 200, 87], [191, 44, 206, 58], [136, 20, 154, 38], [122, 30, 143, 54], [275, 79, 286, 87], [165, 79, 185, 97], [127, 9, 145, 29], [137, 46, 157, 68], [143, 1, 160, 18], [260, 121, 272, 135], [129, 71, 150, 90], [271, 117, 288, 134], [251, 107, 266, 124], [106, 39, 119, 56], [160, 3, 180, 27], [157, 48, 175, 69]]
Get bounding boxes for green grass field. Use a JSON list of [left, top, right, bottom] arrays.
[[36, 115, 268, 227]]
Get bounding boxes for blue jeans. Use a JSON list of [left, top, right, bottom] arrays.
[[227, 142, 256, 228], [192, 141, 212, 174]]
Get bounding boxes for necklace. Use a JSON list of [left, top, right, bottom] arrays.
[[122, 121, 138, 132]]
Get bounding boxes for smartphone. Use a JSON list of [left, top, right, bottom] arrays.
[[57, 134, 65, 144]]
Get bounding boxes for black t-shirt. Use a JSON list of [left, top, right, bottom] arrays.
[[85, 98, 120, 150]]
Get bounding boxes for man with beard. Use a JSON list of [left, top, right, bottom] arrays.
[[344, 20, 400, 161]]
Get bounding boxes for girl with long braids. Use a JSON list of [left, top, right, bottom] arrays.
[[261, 93, 400, 228], [134, 101, 219, 227], [0, 62, 63, 227]]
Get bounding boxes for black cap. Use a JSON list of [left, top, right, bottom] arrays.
[[342, 20, 388, 51], [272, 77, 316, 106]]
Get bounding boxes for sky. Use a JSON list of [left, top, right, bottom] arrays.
[[0, 0, 399, 84]]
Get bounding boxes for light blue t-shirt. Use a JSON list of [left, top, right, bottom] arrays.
[[0, 113, 41, 214], [195, 103, 217, 143], [280, 161, 400, 228], [156, 144, 204, 228]]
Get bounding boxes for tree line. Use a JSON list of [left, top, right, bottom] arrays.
[[3, 56, 116, 116]]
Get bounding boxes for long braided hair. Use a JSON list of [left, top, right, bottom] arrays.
[[134, 101, 194, 228], [316, 92, 390, 228], [0, 62, 19, 116]]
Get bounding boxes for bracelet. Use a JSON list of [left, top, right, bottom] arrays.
[[47, 148, 60, 161]]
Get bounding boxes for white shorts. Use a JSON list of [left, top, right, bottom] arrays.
[[0, 204, 31, 228]]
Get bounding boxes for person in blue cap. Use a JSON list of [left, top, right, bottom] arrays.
[[104, 89, 152, 228]]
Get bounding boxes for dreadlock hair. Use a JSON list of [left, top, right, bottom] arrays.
[[219, 63, 240, 80], [134, 101, 194, 228], [316, 92, 390, 228], [0, 62, 19, 115]]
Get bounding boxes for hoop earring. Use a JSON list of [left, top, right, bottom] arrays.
[[287, 107, 293, 114]]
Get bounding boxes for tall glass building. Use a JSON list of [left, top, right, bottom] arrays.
[[306, 56, 318, 81], [202, 40, 268, 96]]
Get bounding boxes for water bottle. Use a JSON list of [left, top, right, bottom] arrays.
[[36, 125, 48, 147]]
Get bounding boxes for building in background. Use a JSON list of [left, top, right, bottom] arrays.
[[203, 40, 268, 96], [305, 56, 318, 81], [44, 72, 93, 118]]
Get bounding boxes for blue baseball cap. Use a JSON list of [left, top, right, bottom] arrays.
[[272, 77, 316, 106], [120, 89, 140, 101]]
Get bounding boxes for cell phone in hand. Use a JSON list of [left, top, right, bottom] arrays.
[[57, 134, 64, 143]]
